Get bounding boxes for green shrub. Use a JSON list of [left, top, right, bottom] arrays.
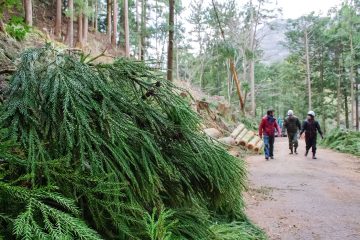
[[321, 128, 360, 156], [5, 16, 30, 41]]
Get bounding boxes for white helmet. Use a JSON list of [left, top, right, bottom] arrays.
[[307, 111, 315, 117], [287, 110, 294, 116]]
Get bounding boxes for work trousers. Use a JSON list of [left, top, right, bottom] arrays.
[[305, 136, 317, 155], [287, 132, 298, 150], [263, 135, 274, 158]]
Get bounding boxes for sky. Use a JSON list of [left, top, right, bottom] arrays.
[[181, 0, 343, 19]]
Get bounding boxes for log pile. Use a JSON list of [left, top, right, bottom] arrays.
[[230, 124, 263, 153], [203, 123, 263, 154]]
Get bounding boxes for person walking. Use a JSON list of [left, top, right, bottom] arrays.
[[284, 110, 301, 154], [259, 109, 282, 160], [299, 111, 324, 159]]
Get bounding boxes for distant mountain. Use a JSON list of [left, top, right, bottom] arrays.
[[258, 19, 289, 65]]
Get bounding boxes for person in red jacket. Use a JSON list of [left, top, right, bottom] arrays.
[[259, 109, 282, 160]]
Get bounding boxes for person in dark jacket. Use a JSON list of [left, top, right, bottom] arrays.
[[299, 111, 324, 159], [259, 109, 281, 160], [284, 110, 301, 154]]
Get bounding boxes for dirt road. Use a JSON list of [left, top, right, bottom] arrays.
[[244, 138, 360, 240]]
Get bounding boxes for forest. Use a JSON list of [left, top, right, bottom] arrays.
[[0, 0, 359, 239]]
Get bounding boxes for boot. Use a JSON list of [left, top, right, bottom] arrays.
[[289, 147, 293, 155], [294, 147, 298, 154], [305, 150, 309, 157], [312, 152, 317, 159]]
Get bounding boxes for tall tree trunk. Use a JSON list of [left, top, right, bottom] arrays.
[[320, 50, 326, 133], [344, 86, 349, 129], [124, 0, 130, 57], [24, 0, 33, 26], [167, 0, 175, 81], [136, 0, 141, 59], [112, 0, 118, 47], [356, 73, 359, 131], [249, 0, 256, 116], [94, 0, 98, 32], [55, 0, 62, 37], [77, 13, 83, 47], [83, 0, 88, 44], [304, 28, 312, 110], [249, 60, 255, 115], [336, 54, 341, 127], [140, 0, 147, 60], [66, 0, 74, 47], [107, 0, 112, 42], [349, 31, 355, 129], [0, 19, 5, 32]]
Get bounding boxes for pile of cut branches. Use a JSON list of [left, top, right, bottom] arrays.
[[321, 128, 360, 157], [0, 46, 265, 239]]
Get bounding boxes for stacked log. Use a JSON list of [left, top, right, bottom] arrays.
[[234, 129, 248, 145], [230, 124, 245, 138], [254, 141, 263, 152], [247, 136, 261, 149], [238, 131, 255, 146]]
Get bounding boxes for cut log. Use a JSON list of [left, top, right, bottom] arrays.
[[238, 131, 255, 146], [235, 129, 248, 145], [218, 137, 235, 146], [203, 128, 222, 139], [230, 123, 245, 138], [228, 149, 240, 157], [247, 136, 261, 149], [254, 141, 263, 152]]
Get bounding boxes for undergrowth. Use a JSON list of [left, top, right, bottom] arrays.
[[0, 46, 266, 239], [321, 128, 360, 156]]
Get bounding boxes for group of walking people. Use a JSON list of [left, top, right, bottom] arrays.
[[258, 109, 324, 160]]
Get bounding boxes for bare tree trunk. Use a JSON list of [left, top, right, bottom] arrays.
[[136, 0, 141, 59], [167, 0, 175, 81], [140, 0, 147, 60], [94, 0, 98, 32], [24, 0, 33, 26], [0, 19, 5, 32], [83, 0, 88, 44], [304, 28, 312, 110], [107, 0, 112, 42], [249, 0, 256, 116], [66, 0, 74, 47], [349, 31, 355, 129], [356, 75, 359, 131], [55, 0, 62, 37], [155, 0, 160, 66], [320, 50, 326, 133], [77, 13, 83, 47], [112, 0, 117, 47], [124, 0, 130, 57], [337, 55, 341, 127]]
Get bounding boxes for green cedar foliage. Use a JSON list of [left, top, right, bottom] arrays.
[[0, 46, 263, 239], [321, 128, 360, 156]]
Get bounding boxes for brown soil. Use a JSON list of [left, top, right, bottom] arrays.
[[245, 137, 360, 240]]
